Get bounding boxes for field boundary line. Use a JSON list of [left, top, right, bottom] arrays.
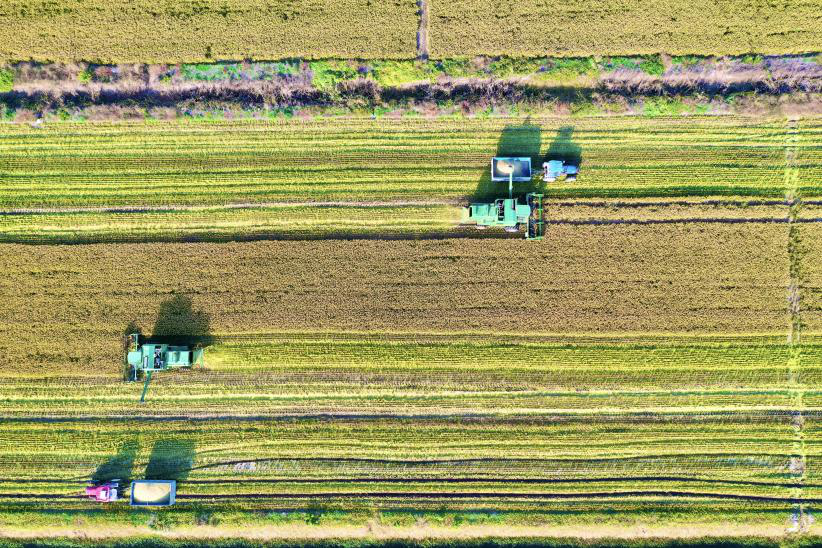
[[416, 0, 430, 59], [784, 116, 809, 533]]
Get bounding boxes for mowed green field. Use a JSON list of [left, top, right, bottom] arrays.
[[0, 0, 819, 62], [0, 114, 821, 535]]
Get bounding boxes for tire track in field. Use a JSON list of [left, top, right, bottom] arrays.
[[784, 116, 809, 533], [1, 491, 820, 503]]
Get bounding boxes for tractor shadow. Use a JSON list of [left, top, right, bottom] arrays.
[[472, 120, 544, 203], [545, 125, 582, 169], [145, 438, 196, 481], [92, 440, 139, 485], [150, 294, 214, 349]]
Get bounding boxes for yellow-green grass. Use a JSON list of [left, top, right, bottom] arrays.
[[0, 0, 419, 63], [0, 116, 814, 211], [0, 204, 465, 244], [428, 0, 822, 57]]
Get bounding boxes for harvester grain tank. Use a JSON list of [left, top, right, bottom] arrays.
[[461, 157, 545, 240], [126, 333, 203, 402]]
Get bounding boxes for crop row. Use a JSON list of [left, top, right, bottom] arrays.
[[1, 336, 815, 416], [0, 199, 801, 245], [0, 205, 466, 244], [0, 223, 791, 376], [0, 414, 797, 474]]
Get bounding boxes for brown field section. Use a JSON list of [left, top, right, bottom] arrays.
[[0, 222, 788, 376]]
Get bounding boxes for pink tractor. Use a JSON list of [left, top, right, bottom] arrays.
[[85, 480, 120, 502]]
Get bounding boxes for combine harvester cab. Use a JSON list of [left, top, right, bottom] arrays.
[[130, 480, 176, 507], [126, 333, 203, 375], [461, 157, 545, 240]]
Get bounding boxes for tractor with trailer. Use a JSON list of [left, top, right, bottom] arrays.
[[85, 480, 177, 506], [461, 157, 545, 240], [125, 333, 204, 402]]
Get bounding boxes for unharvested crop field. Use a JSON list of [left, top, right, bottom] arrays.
[[0, 0, 419, 63], [428, 0, 822, 57], [0, 0, 818, 62], [1, 113, 820, 536]]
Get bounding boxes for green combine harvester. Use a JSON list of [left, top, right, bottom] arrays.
[[461, 157, 545, 240], [126, 333, 203, 402]]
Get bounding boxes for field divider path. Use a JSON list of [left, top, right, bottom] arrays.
[[784, 116, 809, 532], [417, 0, 430, 59]]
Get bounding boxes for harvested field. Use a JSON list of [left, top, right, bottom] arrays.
[[428, 0, 822, 57]]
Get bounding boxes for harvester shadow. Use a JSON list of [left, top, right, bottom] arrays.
[[472, 120, 544, 203], [92, 440, 139, 485], [545, 125, 582, 168], [150, 294, 214, 349], [145, 438, 196, 481]]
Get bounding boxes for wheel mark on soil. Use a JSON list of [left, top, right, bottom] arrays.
[[784, 116, 809, 533]]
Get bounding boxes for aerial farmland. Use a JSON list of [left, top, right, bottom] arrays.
[[0, 1, 821, 546]]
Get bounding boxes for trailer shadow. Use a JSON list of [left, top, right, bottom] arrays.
[[145, 438, 196, 481], [150, 294, 214, 348], [92, 440, 139, 485], [545, 125, 582, 168], [472, 120, 544, 203]]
